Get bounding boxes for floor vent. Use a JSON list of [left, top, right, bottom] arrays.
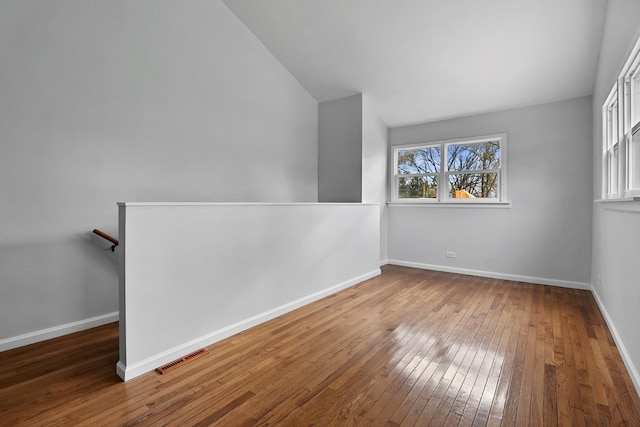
[[156, 348, 209, 375]]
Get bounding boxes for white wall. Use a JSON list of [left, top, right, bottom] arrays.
[[388, 97, 593, 287], [318, 94, 363, 202], [0, 0, 318, 348], [362, 95, 389, 262], [117, 202, 380, 380], [590, 0, 640, 392]]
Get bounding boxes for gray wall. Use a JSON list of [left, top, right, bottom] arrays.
[[590, 0, 640, 390], [388, 97, 593, 287], [318, 93, 389, 261], [318, 94, 363, 202], [0, 0, 318, 343], [362, 95, 389, 262]]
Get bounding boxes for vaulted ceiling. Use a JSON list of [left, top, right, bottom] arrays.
[[223, 0, 607, 127]]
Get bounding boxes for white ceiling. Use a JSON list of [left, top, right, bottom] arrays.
[[223, 0, 607, 127]]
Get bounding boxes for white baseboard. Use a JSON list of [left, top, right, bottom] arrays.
[[590, 287, 640, 397], [387, 259, 591, 290], [0, 311, 119, 352], [117, 269, 381, 381]]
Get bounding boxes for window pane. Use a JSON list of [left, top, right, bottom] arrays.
[[398, 175, 438, 199], [631, 66, 640, 127], [608, 98, 618, 146], [448, 173, 498, 198], [447, 141, 500, 172], [397, 146, 440, 174], [609, 144, 619, 195], [630, 129, 640, 191]]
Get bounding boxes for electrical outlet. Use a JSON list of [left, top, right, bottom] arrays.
[[446, 251, 456, 258]]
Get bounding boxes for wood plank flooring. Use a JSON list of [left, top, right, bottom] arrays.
[[1, 265, 639, 426]]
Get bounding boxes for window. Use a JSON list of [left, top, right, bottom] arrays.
[[392, 134, 507, 203], [603, 85, 620, 198], [604, 36, 640, 199], [624, 41, 640, 197]]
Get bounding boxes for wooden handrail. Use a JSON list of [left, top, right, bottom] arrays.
[[92, 229, 119, 251]]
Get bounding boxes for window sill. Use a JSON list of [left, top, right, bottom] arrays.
[[387, 201, 512, 209], [594, 197, 640, 213]]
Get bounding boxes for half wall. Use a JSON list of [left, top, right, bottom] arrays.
[[117, 202, 380, 381]]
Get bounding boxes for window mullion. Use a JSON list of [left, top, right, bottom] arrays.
[[625, 76, 632, 133], [447, 168, 499, 175], [439, 142, 446, 201]]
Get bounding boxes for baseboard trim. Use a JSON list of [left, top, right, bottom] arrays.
[[387, 259, 591, 290], [590, 287, 640, 397], [117, 269, 381, 381], [0, 311, 119, 352]]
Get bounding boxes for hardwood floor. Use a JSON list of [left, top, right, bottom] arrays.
[[2, 265, 639, 426]]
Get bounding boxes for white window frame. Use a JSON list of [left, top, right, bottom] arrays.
[[604, 36, 640, 200], [391, 133, 508, 204]]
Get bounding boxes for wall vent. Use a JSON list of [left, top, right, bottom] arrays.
[[156, 348, 209, 374]]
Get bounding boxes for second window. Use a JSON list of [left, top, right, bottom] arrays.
[[393, 134, 507, 203]]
